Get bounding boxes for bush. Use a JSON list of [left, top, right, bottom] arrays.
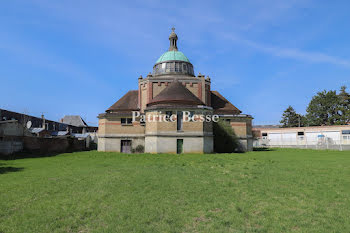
[[213, 120, 242, 153], [134, 145, 144, 153]]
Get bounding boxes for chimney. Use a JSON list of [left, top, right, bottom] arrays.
[[41, 114, 46, 129]]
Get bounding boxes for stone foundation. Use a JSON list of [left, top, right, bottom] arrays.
[[98, 135, 145, 152], [145, 135, 213, 154]]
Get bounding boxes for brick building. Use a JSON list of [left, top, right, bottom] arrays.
[[98, 29, 253, 153]]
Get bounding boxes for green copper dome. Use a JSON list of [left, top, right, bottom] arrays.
[[156, 51, 190, 63]]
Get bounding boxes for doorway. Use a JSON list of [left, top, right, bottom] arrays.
[[121, 140, 132, 153], [177, 139, 183, 154]]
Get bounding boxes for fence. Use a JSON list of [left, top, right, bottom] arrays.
[[254, 137, 350, 151]]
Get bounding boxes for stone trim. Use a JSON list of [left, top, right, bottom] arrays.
[[145, 131, 213, 137], [99, 134, 145, 138], [145, 134, 214, 138]]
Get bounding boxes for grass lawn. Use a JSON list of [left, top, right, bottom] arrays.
[[1, 149, 350, 233]]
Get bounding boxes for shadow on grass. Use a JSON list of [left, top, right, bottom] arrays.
[[253, 147, 276, 152], [0, 149, 97, 160], [0, 151, 75, 160], [0, 164, 24, 174]]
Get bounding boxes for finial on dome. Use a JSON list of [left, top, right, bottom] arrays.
[[169, 27, 178, 51]]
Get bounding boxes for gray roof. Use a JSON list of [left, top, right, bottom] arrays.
[[51, 131, 69, 136], [253, 125, 281, 128], [60, 115, 88, 127], [30, 128, 45, 133], [72, 133, 90, 138], [107, 90, 139, 112]]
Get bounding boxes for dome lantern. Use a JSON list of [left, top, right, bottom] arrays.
[[169, 27, 178, 51]]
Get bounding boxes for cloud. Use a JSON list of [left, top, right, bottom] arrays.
[[223, 34, 350, 67]]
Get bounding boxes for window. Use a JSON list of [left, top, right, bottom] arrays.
[[166, 62, 171, 72], [165, 111, 173, 121], [121, 118, 132, 125], [170, 62, 175, 72], [183, 63, 187, 71], [189, 66, 194, 75], [343, 135, 350, 140], [262, 133, 268, 139], [175, 63, 180, 72], [297, 131, 304, 140], [342, 130, 350, 135], [177, 111, 183, 131], [189, 111, 195, 121], [140, 117, 145, 126]]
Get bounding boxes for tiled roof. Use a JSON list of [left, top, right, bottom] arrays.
[[107, 90, 139, 112], [61, 115, 88, 127], [147, 81, 204, 107], [211, 91, 241, 115]]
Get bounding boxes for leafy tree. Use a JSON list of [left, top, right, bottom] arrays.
[[306, 90, 341, 126], [213, 120, 241, 153], [280, 106, 304, 127], [338, 86, 350, 124]]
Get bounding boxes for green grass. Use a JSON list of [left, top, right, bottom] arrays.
[[1, 149, 350, 233]]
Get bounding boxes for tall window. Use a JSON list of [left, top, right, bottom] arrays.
[[177, 111, 183, 131], [166, 63, 171, 72], [189, 111, 195, 122], [182, 63, 187, 71], [170, 62, 175, 72], [165, 111, 173, 121], [175, 63, 180, 72]]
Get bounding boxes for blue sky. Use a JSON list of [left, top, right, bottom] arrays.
[[1, 0, 350, 126]]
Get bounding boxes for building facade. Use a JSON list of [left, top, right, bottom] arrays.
[[98, 29, 253, 153], [253, 125, 350, 150]]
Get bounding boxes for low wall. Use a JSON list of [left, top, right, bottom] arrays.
[[0, 136, 87, 158], [0, 140, 23, 155], [23, 136, 85, 154]]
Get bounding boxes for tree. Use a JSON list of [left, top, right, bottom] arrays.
[[338, 86, 350, 124], [213, 120, 241, 153], [280, 106, 304, 127], [306, 90, 341, 126]]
